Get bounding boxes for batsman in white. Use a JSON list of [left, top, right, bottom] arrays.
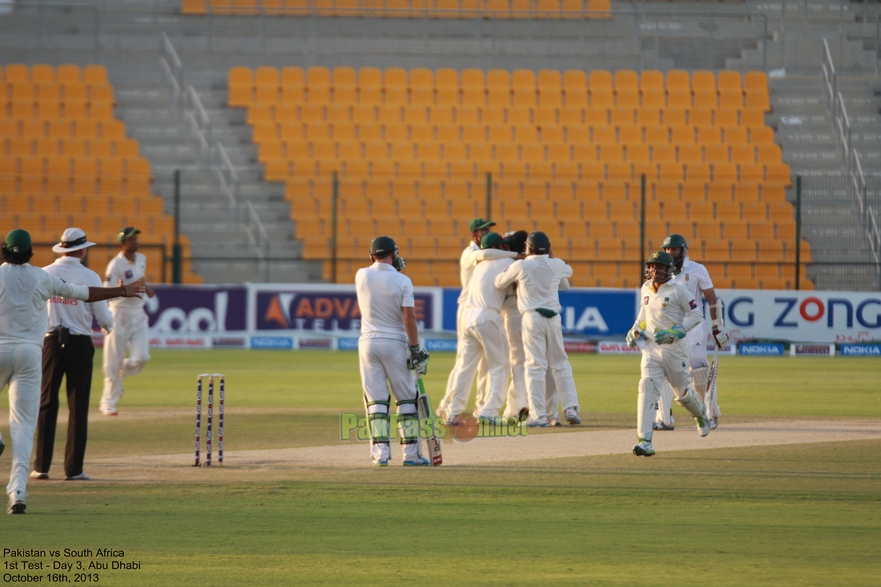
[[653, 234, 728, 431], [494, 231, 580, 427], [355, 236, 430, 467], [441, 232, 517, 423], [0, 229, 144, 514], [100, 227, 155, 416], [626, 251, 710, 457]]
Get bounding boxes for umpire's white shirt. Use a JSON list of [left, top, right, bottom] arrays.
[[355, 262, 414, 343], [494, 255, 573, 313], [44, 257, 113, 336], [105, 252, 147, 310], [0, 263, 89, 347]]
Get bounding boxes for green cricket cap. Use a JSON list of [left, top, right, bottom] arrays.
[[469, 218, 496, 232], [480, 232, 509, 249], [117, 226, 141, 242], [5, 229, 31, 253]]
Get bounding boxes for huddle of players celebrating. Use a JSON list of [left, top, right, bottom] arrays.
[[353, 219, 728, 465]]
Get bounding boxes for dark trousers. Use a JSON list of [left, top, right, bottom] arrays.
[[33, 333, 94, 477]]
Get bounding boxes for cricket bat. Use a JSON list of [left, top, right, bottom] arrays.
[[706, 342, 719, 420], [416, 376, 443, 466]]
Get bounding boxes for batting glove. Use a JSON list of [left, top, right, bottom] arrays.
[[654, 325, 685, 345], [712, 328, 729, 348], [393, 255, 406, 272], [408, 344, 430, 374]]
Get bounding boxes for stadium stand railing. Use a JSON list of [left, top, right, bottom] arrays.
[[0, 63, 202, 283], [229, 65, 813, 289]]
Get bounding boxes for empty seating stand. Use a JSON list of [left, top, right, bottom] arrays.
[[231, 65, 807, 289], [0, 64, 201, 283], [182, 0, 613, 19]]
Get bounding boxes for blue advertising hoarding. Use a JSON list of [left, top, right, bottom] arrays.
[[442, 287, 637, 337]]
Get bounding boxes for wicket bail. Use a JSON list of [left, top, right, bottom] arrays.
[[194, 373, 224, 467]]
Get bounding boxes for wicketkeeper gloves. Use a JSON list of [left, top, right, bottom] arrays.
[[654, 325, 685, 345]]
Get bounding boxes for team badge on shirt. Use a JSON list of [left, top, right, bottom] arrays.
[[685, 273, 690, 282], [689, 299, 697, 309], [643, 296, 649, 305], [125, 270, 133, 279]]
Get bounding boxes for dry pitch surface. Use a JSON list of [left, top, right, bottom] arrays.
[[83, 417, 881, 481]]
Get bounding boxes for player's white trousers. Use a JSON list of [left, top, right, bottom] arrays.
[[358, 337, 419, 462], [101, 307, 150, 411], [446, 309, 510, 418], [656, 322, 718, 423], [502, 307, 528, 418], [639, 340, 703, 440], [522, 312, 578, 419], [0, 343, 42, 503]]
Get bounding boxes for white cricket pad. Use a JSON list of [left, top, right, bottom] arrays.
[[691, 366, 710, 397], [675, 388, 706, 419]]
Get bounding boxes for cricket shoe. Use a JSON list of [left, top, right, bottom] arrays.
[[29, 471, 49, 480], [695, 416, 711, 437], [526, 416, 550, 428], [403, 457, 431, 466], [632, 441, 656, 457], [564, 406, 581, 425], [372, 458, 389, 467], [709, 417, 719, 430], [7, 490, 26, 514], [101, 408, 118, 416], [65, 472, 90, 481], [652, 421, 675, 431], [548, 417, 562, 427]]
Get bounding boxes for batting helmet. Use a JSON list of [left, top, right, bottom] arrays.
[[368, 235, 397, 256], [661, 233, 688, 269], [526, 231, 551, 254], [646, 250, 675, 269]]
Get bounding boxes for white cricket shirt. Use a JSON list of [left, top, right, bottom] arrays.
[[636, 279, 703, 348], [105, 252, 147, 310], [0, 263, 89, 347], [672, 257, 714, 304], [464, 257, 516, 313], [355, 262, 415, 343], [44, 256, 113, 336], [457, 242, 481, 304], [494, 255, 573, 313]]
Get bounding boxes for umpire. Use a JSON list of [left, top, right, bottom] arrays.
[[31, 228, 114, 482]]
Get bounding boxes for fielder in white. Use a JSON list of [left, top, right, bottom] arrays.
[[442, 233, 516, 423], [438, 219, 518, 424], [100, 227, 155, 416], [494, 231, 580, 427], [626, 251, 710, 457], [0, 229, 144, 514], [355, 236, 430, 467], [653, 234, 728, 431]]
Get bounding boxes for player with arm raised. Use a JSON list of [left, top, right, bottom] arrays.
[[626, 251, 710, 457], [653, 234, 728, 431], [494, 232, 580, 427], [444, 232, 517, 424], [0, 229, 144, 514], [437, 219, 518, 424], [355, 236, 430, 467]]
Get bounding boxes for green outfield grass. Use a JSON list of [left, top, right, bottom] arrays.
[[3, 350, 880, 586]]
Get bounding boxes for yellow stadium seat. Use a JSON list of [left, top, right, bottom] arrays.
[[715, 107, 739, 127], [636, 107, 661, 126], [757, 144, 782, 163], [651, 144, 676, 163], [678, 144, 702, 165], [456, 106, 480, 125], [746, 88, 770, 112], [697, 126, 721, 144], [589, 88, 613, 109], [430, 106, 454, 124], [663, 107, 687, 126], [540, 124, 565, 143], [533, 106, 557, 125], [730, 144, 755, 165], [666, 88, 691, 109], [690, 107, 713, 127]]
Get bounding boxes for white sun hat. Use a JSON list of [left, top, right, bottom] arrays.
[[52, 227, 96, 253]]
